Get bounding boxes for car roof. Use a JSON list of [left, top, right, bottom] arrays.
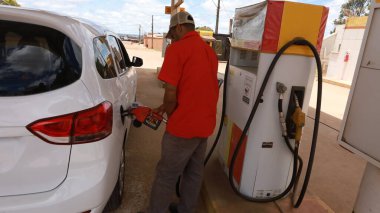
[[0, 5, 113, 38]]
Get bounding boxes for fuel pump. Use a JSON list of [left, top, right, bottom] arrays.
[[209, 0, 328, 208]]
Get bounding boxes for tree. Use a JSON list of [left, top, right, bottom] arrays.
[[0, 0, 20, 6], [196, 26, 213, 32], [334, 0, 370, 25]]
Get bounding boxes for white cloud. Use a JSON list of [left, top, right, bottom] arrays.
[[118, 0, 169, 34], [16, 0, 345, 38], [19, 0, 87, 13], [17, 0, 168, 35]]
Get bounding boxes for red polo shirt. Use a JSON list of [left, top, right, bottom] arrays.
[[158, 31, 219, 138]]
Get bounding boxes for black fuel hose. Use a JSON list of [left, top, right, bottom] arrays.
[[228, 38, 322, 206], [293, 39, 322, 208], [204, 59, 230, 165]]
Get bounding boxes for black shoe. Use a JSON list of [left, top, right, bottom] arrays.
[[168, 202, 178, 213]]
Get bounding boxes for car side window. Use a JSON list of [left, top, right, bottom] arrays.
[[116, 38, 132, 68], [107, 36, 127, 74], [93, 36, 117, 79]]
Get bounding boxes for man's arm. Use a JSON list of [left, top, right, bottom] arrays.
[[153, 83, 177, 116], [163, 83, 177, 116]]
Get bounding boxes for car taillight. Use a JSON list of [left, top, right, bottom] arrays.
[[27, 101, 113, 145]]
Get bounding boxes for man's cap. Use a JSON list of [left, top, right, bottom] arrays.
[[169, 11, 195, 28]]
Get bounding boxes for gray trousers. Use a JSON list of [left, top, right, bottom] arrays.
[[147, 132, 207, 213]]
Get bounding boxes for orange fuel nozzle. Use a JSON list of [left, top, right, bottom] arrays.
[[120, 103, 166, 130], [291, 107, 305, 144], [129, 106, 166, 130]]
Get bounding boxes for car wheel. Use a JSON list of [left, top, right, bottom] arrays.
[[104, 142, 125, 212]]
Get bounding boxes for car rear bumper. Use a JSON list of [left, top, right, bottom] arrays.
[[0, 131, 125, 213]]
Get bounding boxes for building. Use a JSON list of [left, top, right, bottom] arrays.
[[143, 33, 164, 51], [320, 31, 337, 76], [324, 16, 368, 83]]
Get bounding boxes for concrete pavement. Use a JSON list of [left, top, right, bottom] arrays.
[[116, 43, 366, 213]]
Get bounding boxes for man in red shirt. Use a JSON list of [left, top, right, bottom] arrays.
[[146, 11, 219, 213]]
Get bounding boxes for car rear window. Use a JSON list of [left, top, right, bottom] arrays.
[[0, 20, 82, 96]]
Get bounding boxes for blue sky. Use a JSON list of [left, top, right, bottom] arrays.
[[17, 0, 346, 37]]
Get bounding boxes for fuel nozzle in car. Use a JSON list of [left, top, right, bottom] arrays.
[[120, 102, 166, 130]]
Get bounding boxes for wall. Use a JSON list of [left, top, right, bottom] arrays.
[[143, 36, 163, 51], [321, 33, 337, 76], [321, 33, 337, 60], [326, 25, 365, 82]]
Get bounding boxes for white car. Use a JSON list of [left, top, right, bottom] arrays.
[[0, 5, 142, 213]]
